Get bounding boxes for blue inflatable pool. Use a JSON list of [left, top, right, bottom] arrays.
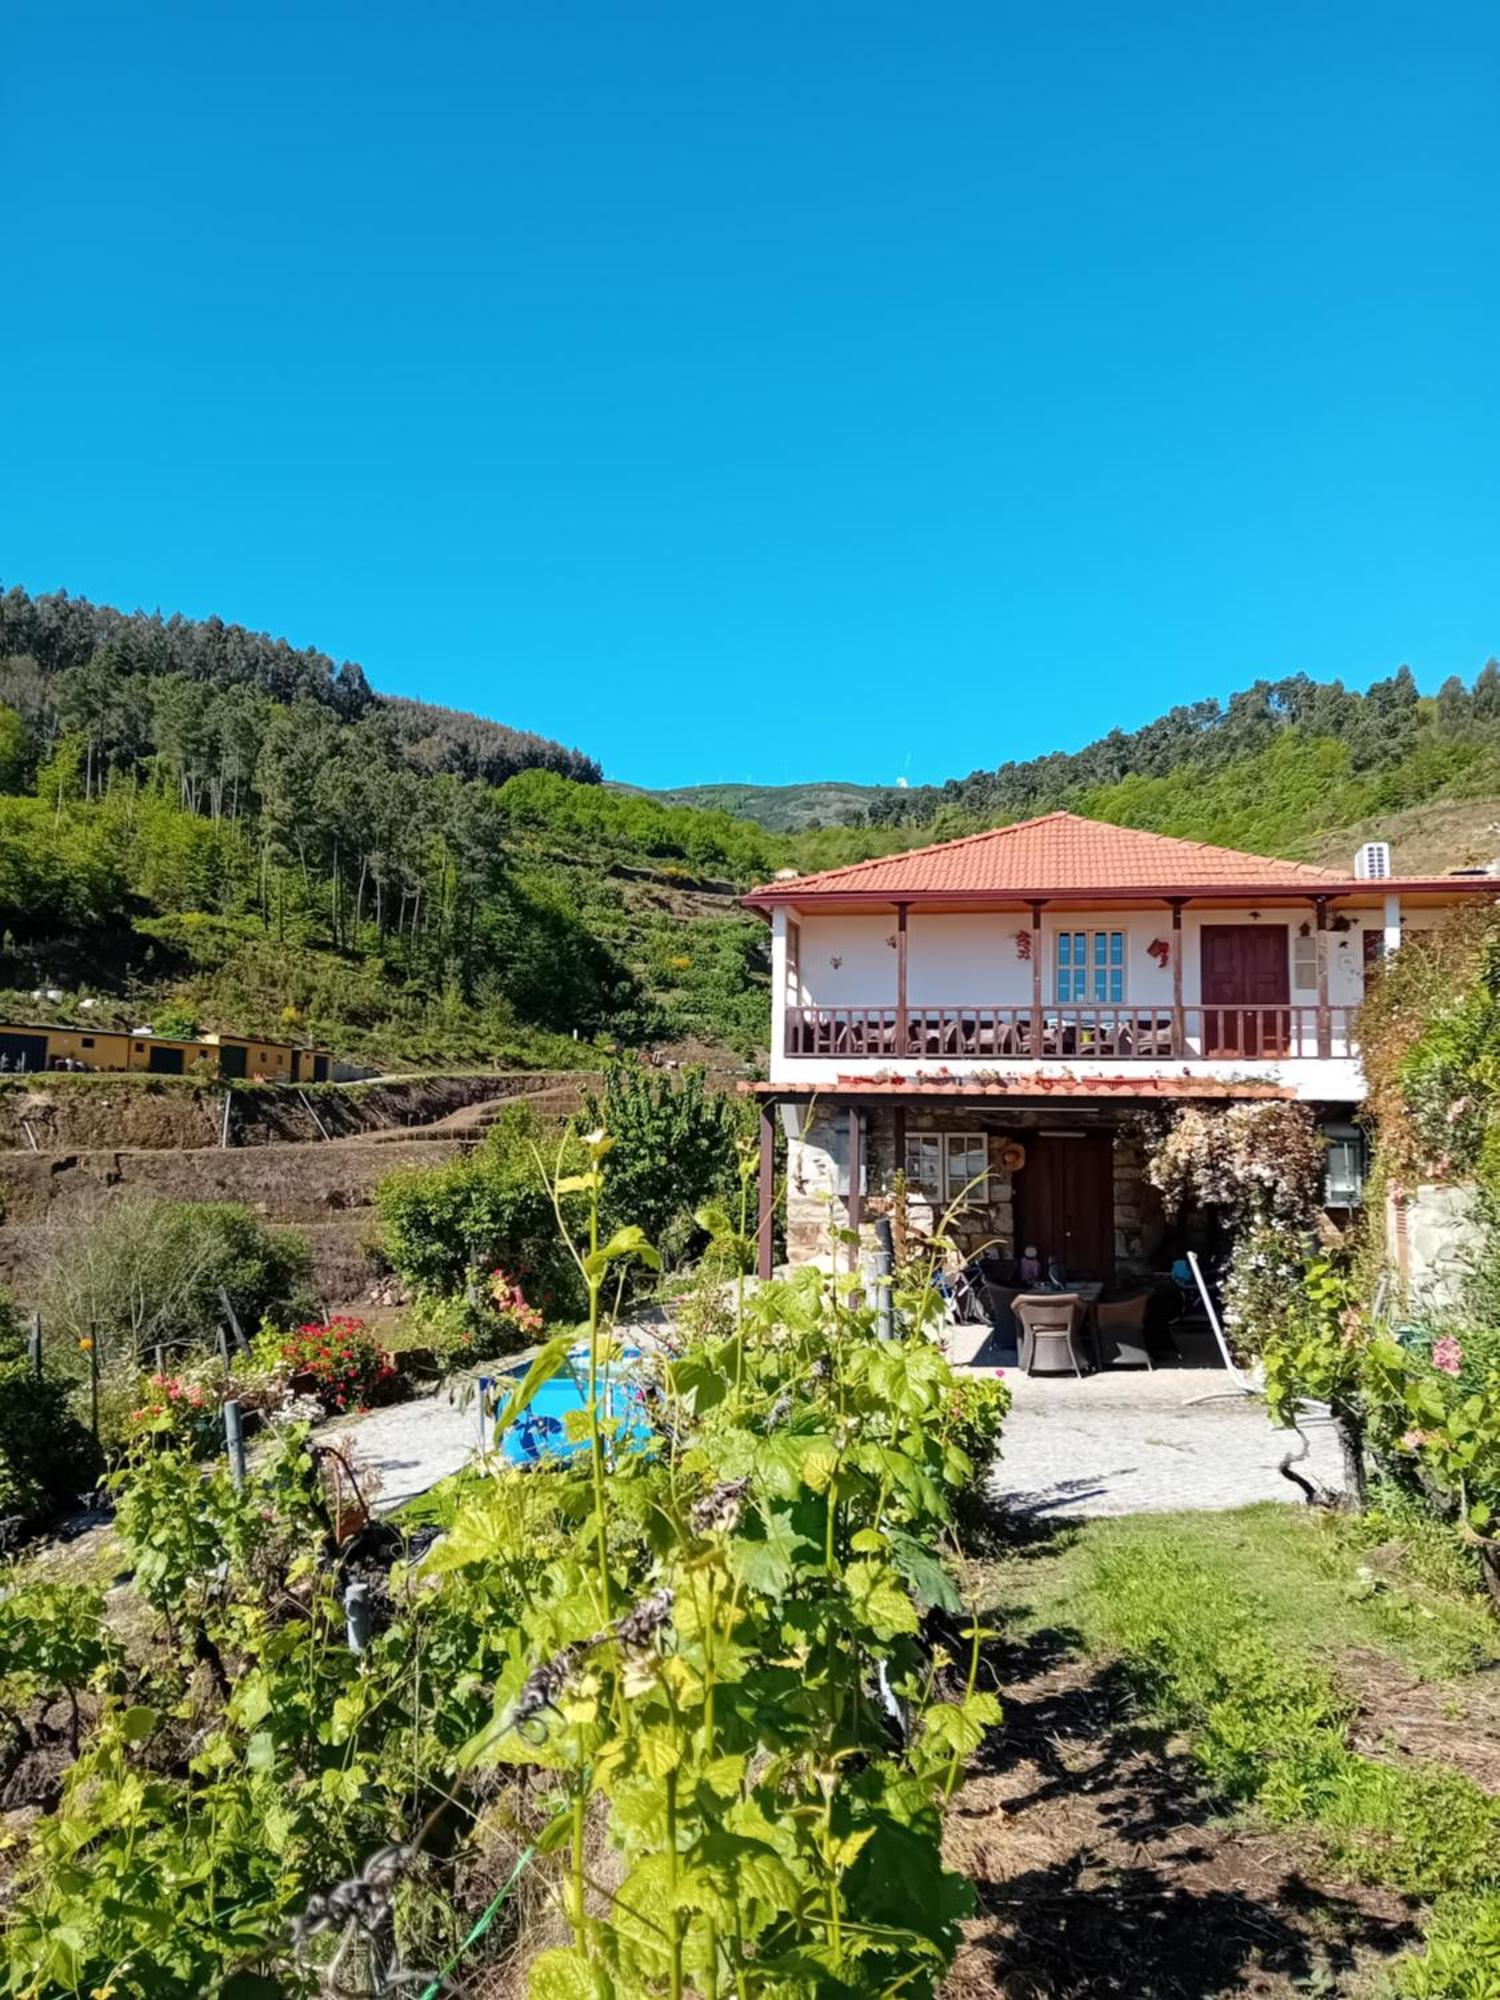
[[485, 1344, 652, 1465]]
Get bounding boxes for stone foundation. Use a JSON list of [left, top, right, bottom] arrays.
[[786, 1103, 1164, 1276]]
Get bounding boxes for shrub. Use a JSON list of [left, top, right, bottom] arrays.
[[375, 1102, 586, 1319], [0, 1359, 102, 1519], [39, 1196, 313, 1387], [578, 1064, 751, 1265], [146, 1000, 200, 1041], [0, 1137, 999, 1998], [944, 1370, 1012, 1474], [1396, 1890, 1500, 1997], [272, 1315, 395, 1414]]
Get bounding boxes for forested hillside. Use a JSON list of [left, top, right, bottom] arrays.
[[682, 664, 1500, 877], [0, 585, 772, 1068], [3, 583, 1496, 1073]]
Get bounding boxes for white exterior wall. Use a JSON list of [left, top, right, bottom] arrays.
[[775, 904, 1379, 1101], [792, 906, 1375, 1011]]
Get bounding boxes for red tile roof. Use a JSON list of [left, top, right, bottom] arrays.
[[748, 811, 1354, 901]]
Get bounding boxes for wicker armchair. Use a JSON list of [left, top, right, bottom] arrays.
[[1095, 1292, 1153, 1370], [1014, 1293, 1088, 1377]]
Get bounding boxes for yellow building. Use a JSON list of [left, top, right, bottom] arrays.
[[0, 1023, 335, 1083]]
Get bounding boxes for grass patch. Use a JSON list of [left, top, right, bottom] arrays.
[[979, 1506, 1500, 1997], [1011, 1504, 1497, 1683]]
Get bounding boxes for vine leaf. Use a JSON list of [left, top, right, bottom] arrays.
[[527, 1944, 615, 2000], [491, 1335, 572, 1436]]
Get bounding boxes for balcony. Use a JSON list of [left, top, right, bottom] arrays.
[[783, 1002, 1357, 1064]]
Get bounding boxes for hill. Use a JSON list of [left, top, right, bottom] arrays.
[[2, 583, 1497, 1075], [0, 585, 774, 1072], [649, 779, 911, 832]]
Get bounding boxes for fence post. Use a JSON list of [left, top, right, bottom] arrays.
[[344, 1581, 371, 1654], [219, 1090, 233, 1149], [27, 1311, 42, 1382], [223, 1398, 247, 1489], [218, 1285, 248, 1354]]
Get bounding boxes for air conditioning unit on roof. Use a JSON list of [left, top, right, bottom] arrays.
[[1354, 841, 1392, 881]]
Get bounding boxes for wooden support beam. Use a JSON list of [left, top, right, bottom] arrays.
[[757, 1102, 776, 1280], [1028, 902, 1046, 1056], [1314, 897, 1331, 1058], [847, 1105, 863, 1272], [895, 903, 909, 1054], [892, 1101, 907, 1263], [1169, 899, 1187, 1055]]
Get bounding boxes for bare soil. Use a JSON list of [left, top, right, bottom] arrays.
[[1302, 796, 1500, 876], [1342, 1643, 1500, 1796], [942, 1633, 1420, 1998], [0, 1070, 594, 1153]]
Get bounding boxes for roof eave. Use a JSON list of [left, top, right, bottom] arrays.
[[743, 877, 1499, 908]]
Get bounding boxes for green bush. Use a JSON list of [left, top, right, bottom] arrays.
[[579, 1064, 751, 1265], [943, 1371, 1012, 1475], [0, 1360, 102, 1518], [39, 1196, 313, 1392], [375, 1101, 586, 1319], [1395, 1890, 1500, 1998]]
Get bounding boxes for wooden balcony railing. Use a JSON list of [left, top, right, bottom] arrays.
[[782, 1003, 1357, 1063]]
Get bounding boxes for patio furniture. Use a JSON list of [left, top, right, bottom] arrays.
[[1094, 1291, 1154, 1369], [1014, 1293, 1088, 1377]]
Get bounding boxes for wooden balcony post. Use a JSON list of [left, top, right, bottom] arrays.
[[757, 1101, 776, 1280], [1169, 899, 1186, 1055], [895, 902, 909, 1054], [1029, 901, 1045, 1056], [1316, 896, 1333, 1056]]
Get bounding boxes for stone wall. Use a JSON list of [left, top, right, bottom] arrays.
[[1390, 1182, 1486, 1313], [786, 1104, 1162, 1275]]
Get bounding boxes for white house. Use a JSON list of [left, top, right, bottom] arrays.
[[741, 812, 1489, 1276]]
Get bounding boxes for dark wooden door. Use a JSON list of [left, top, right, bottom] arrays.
[[1016, 1133, 1115, 1282], [1200, 924, 1289, 1057]]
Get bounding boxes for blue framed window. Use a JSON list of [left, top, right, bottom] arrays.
[[1056, 930, 1125, 1004]]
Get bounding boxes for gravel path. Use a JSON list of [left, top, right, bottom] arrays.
[[947, 1324, 1348, 1518]]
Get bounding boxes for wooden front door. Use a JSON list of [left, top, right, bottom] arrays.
[[1016, 1133, 1115, 1282], [1200, 923, 1290, 1057]]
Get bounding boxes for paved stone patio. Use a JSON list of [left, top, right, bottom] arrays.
[[324, 1326, 1349, 1524], [946, 1321, 1348, 1517]]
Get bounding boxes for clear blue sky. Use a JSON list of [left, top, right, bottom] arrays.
[[3, 2, 1496, 790]]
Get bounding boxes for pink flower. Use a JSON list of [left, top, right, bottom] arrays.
[[994, 1368, 1006, 1377], [1400, 1428, 1435, 1451], [1432, 1336, 1463, 1377]]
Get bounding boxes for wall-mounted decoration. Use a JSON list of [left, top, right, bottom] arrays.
[[998, 1139, 1027, 1173], [1147, 937, 1170, 968], [1298, 920, 1311, 938], [885, 934, 897, 950], [1014, 930, 1032, 961], [1331, 914, 1352, 933], [829, 955, 842, 970]]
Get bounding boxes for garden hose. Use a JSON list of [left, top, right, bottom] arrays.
[[416, 1842, 537, 2000]]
